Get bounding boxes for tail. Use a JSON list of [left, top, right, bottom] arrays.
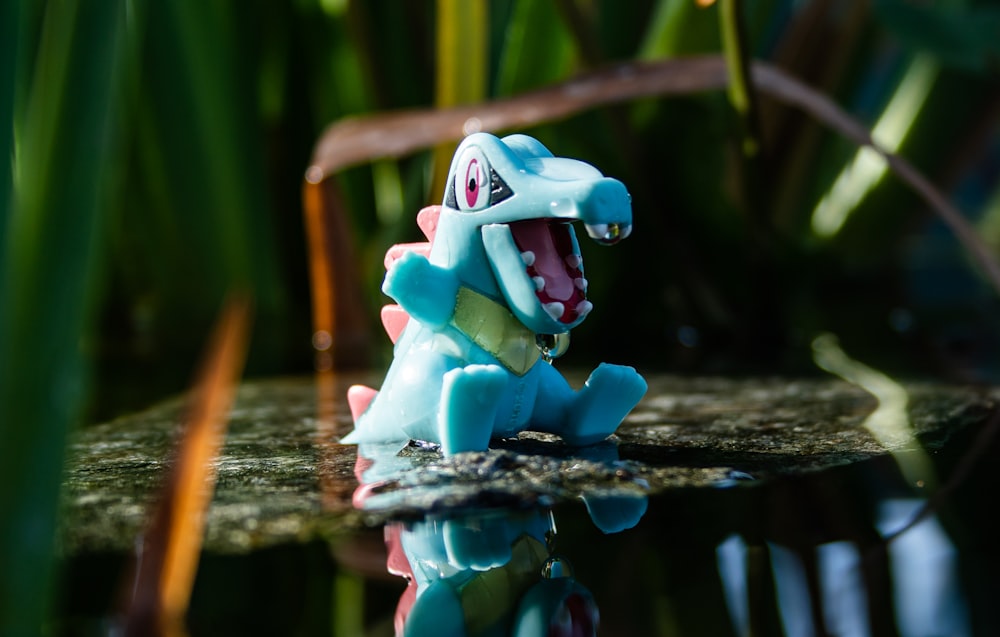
[[343, 206, 441, 437], [346, 384, 378, 423]]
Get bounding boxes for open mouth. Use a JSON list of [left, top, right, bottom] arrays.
[[508, 219, 591, 324]]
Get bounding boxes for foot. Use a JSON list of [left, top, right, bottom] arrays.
[[563, 363, 646, 446], [438, 364, 508, 455]]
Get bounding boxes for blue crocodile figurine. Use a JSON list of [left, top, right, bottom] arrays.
[[343, 133, 647, 455], [351, 440, 648, 637], [386, 509, 600, 637]]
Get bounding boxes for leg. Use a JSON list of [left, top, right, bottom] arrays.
[[438, 364, 508, 455], [564, 363, 647, 445], [527, 362, 646, 446], [525, 362, 575, 433]]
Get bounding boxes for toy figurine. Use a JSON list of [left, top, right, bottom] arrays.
[[385, 509, 599, 637], [350, 442, 648, 637], [343, 133, 646, 455]]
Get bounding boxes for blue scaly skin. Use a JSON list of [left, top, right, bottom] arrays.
[[343, 133, 647, 455]]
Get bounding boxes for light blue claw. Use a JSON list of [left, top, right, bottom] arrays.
[[383, 250, 459, 328]]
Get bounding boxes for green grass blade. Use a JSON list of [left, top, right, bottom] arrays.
[[435, 0, 487, 109], [494, 0, 574, 96], [0, 0, 127, 631], [637, 0, 719, 59], [718, 0, 760, 157], [169, 3, 284, 309], [431, 0, 488, 200], [109, 3, 292, 380], [0, 0, 20, 246]]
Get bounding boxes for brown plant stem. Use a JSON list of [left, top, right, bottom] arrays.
[[120, 294, 253, 637], [305, 54, 1000, 359]]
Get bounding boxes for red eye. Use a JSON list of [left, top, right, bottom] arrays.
[[454, 147, 490, 211], [465, 159, 481, 207]]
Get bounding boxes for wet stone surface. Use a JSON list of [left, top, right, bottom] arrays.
[[59, 373, 998, 555]]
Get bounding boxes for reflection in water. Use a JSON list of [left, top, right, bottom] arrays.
[[385, 511, 597, 637], [816, 541, 868, 637], [812, 333, 937, 489], [309, 370, 998, 636], [878, 499, 968, 637], [353, 441, 648, 636], [716, 497, 968, 637]]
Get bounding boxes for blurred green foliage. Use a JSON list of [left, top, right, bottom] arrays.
[[1, 0, 999, 632], [1, 1, 126, 631]]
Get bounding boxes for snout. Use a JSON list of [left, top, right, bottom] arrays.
[[549, 177, 632, 245], [575, 178, 632, 245]]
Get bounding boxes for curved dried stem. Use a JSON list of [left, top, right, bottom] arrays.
[[307, 56, 729, 176], [749, 62, 1000, 295], [305, 54, 1000, 360]]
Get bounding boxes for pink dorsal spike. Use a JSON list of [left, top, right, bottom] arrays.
[[416, 205, 441, 242], [384, 242, 431, 271], [347, 384, 378, 422], [377, 207, 440, 343], [380, 305, 410, 343]]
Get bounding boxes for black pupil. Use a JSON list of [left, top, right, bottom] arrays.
[[468, 177, 477, 191]]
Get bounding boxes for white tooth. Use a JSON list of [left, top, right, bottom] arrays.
[[565, 254, 582, 269], [585, 223, 608, 240], [532, 276, 545, 291], [543, 302, 564, 321], [574, 277, 588, 292], [576, 300, 593, 317], [620, 224, 633, 239], [520, 251, 535, 267]]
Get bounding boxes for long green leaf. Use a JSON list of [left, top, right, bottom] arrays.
[[109, 2, 290, 382], [0, 0, 20, 246], [637, 0, 720, 59], [494, 0, 574, 97], [166, 3, 285, 309], [431, 0, 488, 200], [0, 0, 126, 631]]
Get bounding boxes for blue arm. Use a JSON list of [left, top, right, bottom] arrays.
[[382, 250, 460, 328]]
